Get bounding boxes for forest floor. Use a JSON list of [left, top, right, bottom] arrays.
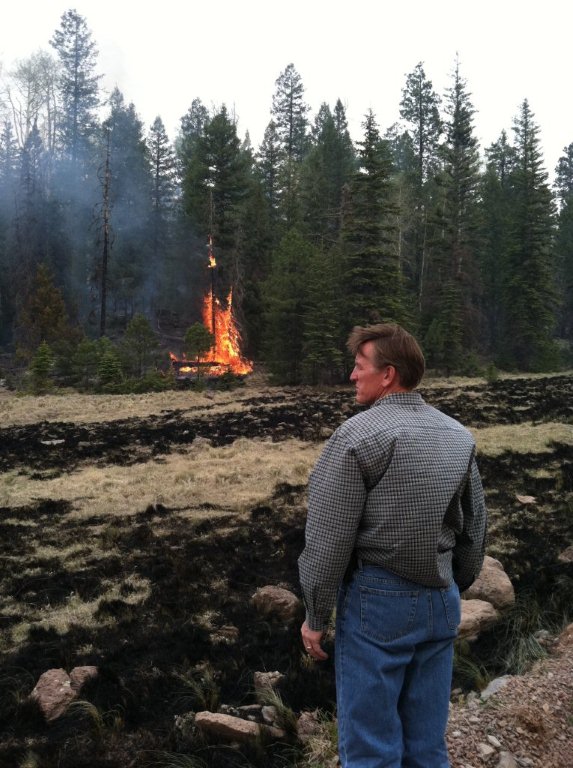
[[0, 372, 572, 767]]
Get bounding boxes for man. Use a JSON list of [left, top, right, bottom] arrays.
[[299, 323, 487, 768]]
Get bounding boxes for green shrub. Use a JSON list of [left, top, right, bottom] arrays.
[[28, 341, 55, 394]]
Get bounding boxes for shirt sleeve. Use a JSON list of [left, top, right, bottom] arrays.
[[298, 430, 367, 631], [452, 454, 488, 592]]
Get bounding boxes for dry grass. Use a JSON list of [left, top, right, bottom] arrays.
[[0, 372, 278, 427], [472, 422, 573, 457], [0, 438, 320, 520], [7, 574, 152, 648], [3, 369, 570, 427]]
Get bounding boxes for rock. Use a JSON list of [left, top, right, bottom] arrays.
[[261, 705, 278, 724], [69, 665, 98, 692], [480, 675, 512, 701], [194, 711, 286, 743], [251, 585, 302, 624], [253, 670, 285, 701], [458, 599, 499, 640], [497, 752, 519, 768], [463, 556, 515, 610], [30, 669, 77, 721], [487, 734, 502, 748], [478, 742, 496, 758]]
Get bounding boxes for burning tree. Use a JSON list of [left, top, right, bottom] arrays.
[[170, 235, 252, 379]]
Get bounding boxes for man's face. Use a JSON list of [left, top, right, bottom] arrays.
[[350, 341, 390, 405]]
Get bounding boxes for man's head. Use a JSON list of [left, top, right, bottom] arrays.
[[347, 324, 425, 405]]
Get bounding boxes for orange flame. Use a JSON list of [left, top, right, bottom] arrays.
[[170, 289, 252, 377], [200, 288, 252, 375], [208, 235, 216, 268]]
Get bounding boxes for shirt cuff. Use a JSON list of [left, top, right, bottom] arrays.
[[305, 612, 329, 632]]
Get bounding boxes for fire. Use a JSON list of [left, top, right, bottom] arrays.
[[170, 232, 252, 378], [208, 235, 216, 269], [170, 289, 252, 378], [199, 287, 252, 376]]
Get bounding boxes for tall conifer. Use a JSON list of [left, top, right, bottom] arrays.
[[505, 100, 556, 369], [341, 111, 406, 331]]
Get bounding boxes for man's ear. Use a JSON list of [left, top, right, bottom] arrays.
[[383, 364, 398, 385]]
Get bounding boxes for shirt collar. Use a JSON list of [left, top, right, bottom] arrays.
[[372, 391, 424, 408]]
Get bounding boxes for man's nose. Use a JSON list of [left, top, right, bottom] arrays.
[[350, 368, 357, 381]]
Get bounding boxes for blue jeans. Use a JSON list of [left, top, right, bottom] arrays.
[[335, 565, 460, 768]]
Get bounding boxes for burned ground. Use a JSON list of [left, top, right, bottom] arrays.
[[0, 375, 572, 767], [1, 375, 572, 476]]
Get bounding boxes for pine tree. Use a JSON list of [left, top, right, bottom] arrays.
[[176, 97, 209, 171], [272, 63, 309, 164], [50, 9, 100, 165], [71, 337, 100, 390], [184, 322, 214, 364], [262, 229, 312, 383], [424, 58, 481, 371], [121, 313, 159, 377], [399, 62, 443, 312], [0, 120, 20, 341], [554, 143, 573, 344], [478, 131, 516, 358], [271, 63, 310, 228], [341, 111, 406, 333], [235, 166, 272, 358], [97, 338, 124, 392], [257, 120, 282, 238], [181, 105, 251, 295], [147, 116, 178, 304], [50, 10, 102, 320], [302, 246, 344, 383], [12, 124, 49, 301], [300, 101, 356, 246], [14, 263, 79, 360], [101, 88, 154, 324], [505, 100, 557, 369], [28, 340, 55, 393]]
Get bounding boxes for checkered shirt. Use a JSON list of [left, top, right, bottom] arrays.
[[298, 391, 487, 631]]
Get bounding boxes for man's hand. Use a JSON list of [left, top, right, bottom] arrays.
[[301, 620, 329, 661]]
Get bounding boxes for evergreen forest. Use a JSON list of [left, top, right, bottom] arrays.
[[1, 9, 572, 389]]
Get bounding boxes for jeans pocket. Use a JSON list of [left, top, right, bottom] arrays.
[[359, 586, 419, 642], [440, 586, 461, 632]]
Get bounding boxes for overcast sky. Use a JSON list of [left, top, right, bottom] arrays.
[[1, 1, 570, 177]]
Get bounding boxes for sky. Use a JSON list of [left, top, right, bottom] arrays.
[[1, 1, 571, 177]]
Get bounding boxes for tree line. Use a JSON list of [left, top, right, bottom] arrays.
[[0, 9, 571, 387]]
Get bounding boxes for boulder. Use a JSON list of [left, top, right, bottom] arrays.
[[251, 585, 302, 624], [194, 711, 286, 743], [463, 556, 515, 610], [30, 669, 77, 721], [458, 599, 499, 640]]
